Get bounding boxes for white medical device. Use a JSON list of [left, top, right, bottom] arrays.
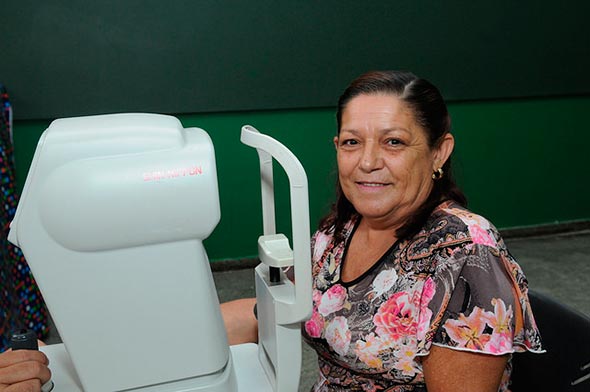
[[8, 114, 312, 391]]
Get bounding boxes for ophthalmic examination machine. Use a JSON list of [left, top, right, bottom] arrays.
[[8, 113, 312, 392]]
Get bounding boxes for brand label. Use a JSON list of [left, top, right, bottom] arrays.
[[143, 165, 203, 181]]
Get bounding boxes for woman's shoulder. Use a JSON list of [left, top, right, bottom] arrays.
[[406, 201, 504, 260]]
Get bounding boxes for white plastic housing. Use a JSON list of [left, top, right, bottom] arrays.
[[241, 125, 312, 392], [9, 114, 234, 392], [258, 234, 294, 268], [240, 125, 312, 326]]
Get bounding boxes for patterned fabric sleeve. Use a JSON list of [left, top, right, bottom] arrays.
[[0, 85, 48, 351], [416, 241, 544, 357]]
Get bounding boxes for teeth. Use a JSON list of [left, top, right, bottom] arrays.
[[360, 182, 384, 187]]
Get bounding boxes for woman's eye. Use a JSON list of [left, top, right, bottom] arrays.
[[386, 139, 402, 146], [342, 139, 358, 146]]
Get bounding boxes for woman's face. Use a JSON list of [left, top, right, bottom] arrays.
[[335, 93, 453, 229]]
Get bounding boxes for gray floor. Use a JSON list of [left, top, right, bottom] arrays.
[[45, 230, 590, 391]]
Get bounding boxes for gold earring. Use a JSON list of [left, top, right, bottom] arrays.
[[432, 168, 444, 180]]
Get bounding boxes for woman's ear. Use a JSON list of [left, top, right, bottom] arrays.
[[433, 133, 455, 169], [333, 136, 339, 150]]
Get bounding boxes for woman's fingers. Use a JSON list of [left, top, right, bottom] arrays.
[[0, 351, 48, 368], [1, 378, 42, 392], [0, 350, 51, 386]]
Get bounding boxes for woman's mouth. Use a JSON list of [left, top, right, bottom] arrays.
[[356, 181, 389, 188]]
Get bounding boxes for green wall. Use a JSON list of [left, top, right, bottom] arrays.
[[3, 1, 588, 119], [12, 96, 590, 261]]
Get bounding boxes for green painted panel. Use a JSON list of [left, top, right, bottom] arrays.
[[449, 97, 590, 228], [12, 96, 590, 261], [2, 1, 589, 119]]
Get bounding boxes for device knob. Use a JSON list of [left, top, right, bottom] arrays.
[[10, 329, 39, 350]]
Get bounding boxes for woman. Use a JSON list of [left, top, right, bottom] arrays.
[[224, 70, 543, 391]]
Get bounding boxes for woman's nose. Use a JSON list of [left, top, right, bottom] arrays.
[[359, 142, 383, 172]]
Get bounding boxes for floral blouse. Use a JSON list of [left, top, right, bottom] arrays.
[[302, 201, 544, 392]]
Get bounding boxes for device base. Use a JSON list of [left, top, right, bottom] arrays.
[[40, 343, 272, 392]]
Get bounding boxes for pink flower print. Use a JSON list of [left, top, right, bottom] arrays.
[[421, 277, 436, 304], [396, 357, 421, 377], [325, 316, 351, 356], [391, 338, 420, 376], [373, 292, 417, 341], [312, 288, 322, 304], [313, 231, 330, 262], [486, 332, 512, 354], [483, 298, 514, 353], [448, 209, 488, 228], [443, 307, 493, 350], [394, 339, 418, 359], [354, 333, 384, 368], [484, 298, 513, 336], [372, 268, 398, 297], [318, 284, 347, 316], [469, 224, 497, 247], [416, 278, 436, 341], [416, 307, 433, 342], [305, 308, 325, 338], [443, 208, 497, 247]]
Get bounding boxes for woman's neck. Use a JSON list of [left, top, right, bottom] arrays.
[[356, 217, 399, 241], [340, 217, 398, 283]]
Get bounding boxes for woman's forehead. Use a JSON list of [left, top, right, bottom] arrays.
[[341, 94, 420, 132]]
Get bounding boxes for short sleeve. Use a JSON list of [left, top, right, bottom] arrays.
[[416, 242, 544, 356]]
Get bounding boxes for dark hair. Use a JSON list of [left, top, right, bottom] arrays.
[[320, 70, 467, 241]]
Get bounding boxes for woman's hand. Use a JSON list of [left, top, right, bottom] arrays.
[[0, 349, 51, 392], [220, 298, 258, 346], [422, 345, 508, 392]]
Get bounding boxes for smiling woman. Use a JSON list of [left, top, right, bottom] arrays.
[[297, 71, 544, 392], [215, 71, 546, 392]]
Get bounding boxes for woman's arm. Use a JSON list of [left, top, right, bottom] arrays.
[[220, 298, 258, 346], [0, 349, 51, 392], [422, 345, 508, 392]]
